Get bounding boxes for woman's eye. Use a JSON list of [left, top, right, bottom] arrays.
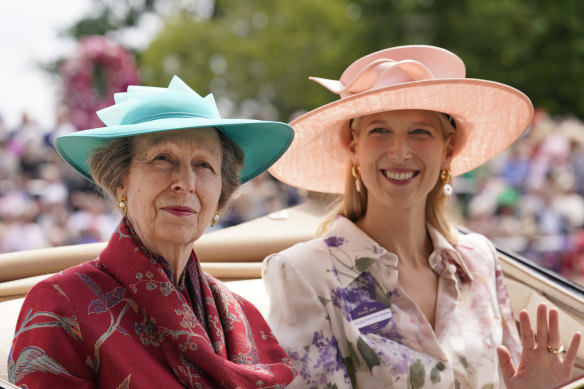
[[196, 161, 215, 172], [154, 154, 171, 162], [369, 127, 389, 134], [411, 128, 433, 136]]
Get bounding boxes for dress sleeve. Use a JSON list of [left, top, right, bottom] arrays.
[[9, 281, 98, 388], [262, 251, 353, 388], [494, 256, 522, 364], [485, 238, 522, 365]]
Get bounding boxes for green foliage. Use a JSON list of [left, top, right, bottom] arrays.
[[139, 0, 362, 121], [354, 0, 584, 117], [65, 0, 584, 119], [427, 0, 584, 118], [66, 0, 159, 37]]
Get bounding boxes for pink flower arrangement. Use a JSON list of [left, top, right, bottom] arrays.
[[61, 36, 140, 131]]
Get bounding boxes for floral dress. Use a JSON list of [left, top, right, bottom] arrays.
[[262, 216, 521, 388]]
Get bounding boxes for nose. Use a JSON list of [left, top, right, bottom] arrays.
[[172, 164, 196, 193], [388, 135, 412, 161]]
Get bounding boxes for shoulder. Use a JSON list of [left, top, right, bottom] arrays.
[[455, 232, 499, 276], [24, 259, 114, 309], [456, 232, 497, 259], [264, 216, 357, 270], [262, 236, 330, 293], [265, 235, 328, 266]]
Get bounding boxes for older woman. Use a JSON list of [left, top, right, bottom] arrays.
[[264, 45, 581, 388], [9, 76, 297, 388]]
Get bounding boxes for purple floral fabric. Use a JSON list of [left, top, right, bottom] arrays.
[[262, 216, 521, 388]]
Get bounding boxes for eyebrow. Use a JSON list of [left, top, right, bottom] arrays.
[[366, 120, 436, 127]]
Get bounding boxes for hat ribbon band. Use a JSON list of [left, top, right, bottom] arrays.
[[124, 111, 215, 125], [340, 59, 436, 97], [311, 58, 436, 98]]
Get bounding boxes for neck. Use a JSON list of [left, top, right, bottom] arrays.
[[356, 204, 432, 268], [127, 219, 192, 285], [150, 244, 192, 284]]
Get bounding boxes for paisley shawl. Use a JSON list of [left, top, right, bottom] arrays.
[[9, 219, 296, 388]]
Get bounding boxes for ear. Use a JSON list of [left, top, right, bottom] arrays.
[[348, 131, 359, 165], [441, 133, 455, 170], [116, 184, 125, 200]]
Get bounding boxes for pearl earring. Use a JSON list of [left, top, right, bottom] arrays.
[[440, 169, 453, 196], [210, 211, 220, 227], [117, 198, 128, 216], [351, 165, 362, 193]]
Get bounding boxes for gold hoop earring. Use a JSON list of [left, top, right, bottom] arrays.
[[210, 211, 220, 227], [117, 198, 128, 216], [440, 169, 453, 196], [351, 165, 362, 193]]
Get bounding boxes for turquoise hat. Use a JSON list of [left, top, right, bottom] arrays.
[[54, 76, 294, 184]]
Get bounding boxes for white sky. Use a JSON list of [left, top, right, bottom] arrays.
[[0, 0, 94, 128], [0, 0, 161, 130]]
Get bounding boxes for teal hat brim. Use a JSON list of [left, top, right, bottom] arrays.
[[54, 117, 294, 184]]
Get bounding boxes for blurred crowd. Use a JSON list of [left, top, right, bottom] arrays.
[[0, 108, 583, 286], [0, 108, 300, 253], [453, 109, 584, 286]]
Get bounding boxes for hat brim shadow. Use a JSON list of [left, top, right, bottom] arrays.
[[269, 78, 533, 194], [55, 117, 294, 184]]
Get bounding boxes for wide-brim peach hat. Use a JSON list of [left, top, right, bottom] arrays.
[[269, 45, 534, 194]]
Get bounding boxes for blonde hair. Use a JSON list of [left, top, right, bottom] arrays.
[[318, 111, 459, 245]]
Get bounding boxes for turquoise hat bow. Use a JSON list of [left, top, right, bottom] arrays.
[[55, 76, 294, 184]]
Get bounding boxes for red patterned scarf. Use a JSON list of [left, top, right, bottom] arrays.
[[100, 219, 296, 388]]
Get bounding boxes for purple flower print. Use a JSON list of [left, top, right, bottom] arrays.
[[330, 271, 382, 320], [288, 332, 347, 386], [330, 287, 352, 320], [135, 319, 163, 346], [351, 272, 378, 302], [378, 317, 405, 344], [312, 332, 345, 377], [324, 236, 346, 248]]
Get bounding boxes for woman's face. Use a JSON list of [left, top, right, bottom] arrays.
[[349, 109, 453, 213], [118, 128, 222, 255]]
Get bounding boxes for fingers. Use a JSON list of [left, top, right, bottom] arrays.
[[547, 306, 562, 351], [497, 345, 516, 381], [563, 332, 582, 367], [519, 309, 535, 349], [536, 303, 549, 349]]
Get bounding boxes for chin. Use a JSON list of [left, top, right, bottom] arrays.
[[159, 228, 199, 245]]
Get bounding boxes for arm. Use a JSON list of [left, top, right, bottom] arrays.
[[9, 282, 97, 388], [262, 252, 353, 388]]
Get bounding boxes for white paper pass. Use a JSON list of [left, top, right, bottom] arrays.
[[352, 308, 392, 331]]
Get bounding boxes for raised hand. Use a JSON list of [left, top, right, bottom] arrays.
[[497, 303, 582, 389]]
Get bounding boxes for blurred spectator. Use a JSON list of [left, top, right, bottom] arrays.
[[0, 188, 47, 252], [215, 172, 300, 229], [0, 108, 583, 286], [45, 105, 76, 146], [35, 163, 71, 247], [0, 113, 8, 140], [65, 191, 118, 244]]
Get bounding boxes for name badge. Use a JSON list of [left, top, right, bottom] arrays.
[[350, 302, 392, 333]]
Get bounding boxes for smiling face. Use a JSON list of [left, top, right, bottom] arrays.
[[349, 109, 454, 215], [117, 128, 223, 257]]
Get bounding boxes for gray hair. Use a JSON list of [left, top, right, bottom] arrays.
[[88, 129, 244, 211]]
